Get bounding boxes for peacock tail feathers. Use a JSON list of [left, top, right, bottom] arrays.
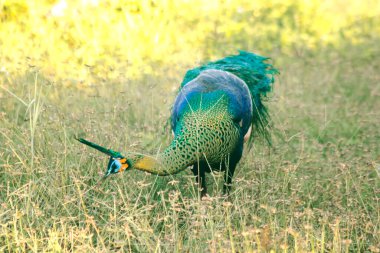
[[180, 51, 279, 144]]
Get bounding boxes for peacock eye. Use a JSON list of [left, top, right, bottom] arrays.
[[111, 159, 122, 173]]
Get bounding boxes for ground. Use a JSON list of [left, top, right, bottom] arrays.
[[1, 41, 379, 251], [0, 1, 379, 251]]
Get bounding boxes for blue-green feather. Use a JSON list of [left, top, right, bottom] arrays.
[[180, 51, 279, 144]]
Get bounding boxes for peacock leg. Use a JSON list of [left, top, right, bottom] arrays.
[[191, 163, 207, 197], [223, 160, 237, 195]]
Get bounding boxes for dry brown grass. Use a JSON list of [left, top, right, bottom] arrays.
[[1, 42, 379, 251]]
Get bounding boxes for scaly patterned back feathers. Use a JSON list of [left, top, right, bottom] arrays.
[[180, 51, 278, 144]]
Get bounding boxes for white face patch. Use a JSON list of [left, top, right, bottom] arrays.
[[244, 126, 252, 142]]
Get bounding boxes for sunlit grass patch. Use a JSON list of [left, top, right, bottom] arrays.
[[1, 0, 379, 251], [1, 43, 379, 251], [1, 0, 380, 83]]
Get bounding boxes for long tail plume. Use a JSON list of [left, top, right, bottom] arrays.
[[75, 138, 124, 158], [181, 51, 279, 144]]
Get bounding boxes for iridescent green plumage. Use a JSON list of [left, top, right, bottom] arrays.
[[76, 138, 124, 158], [181, 51, 278, 144], [77, 51, 278, 196]]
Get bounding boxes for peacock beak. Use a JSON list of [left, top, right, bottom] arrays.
[[118, 158, 129, 172]]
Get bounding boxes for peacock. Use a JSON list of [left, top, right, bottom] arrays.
[[77, 51, 278, 196]]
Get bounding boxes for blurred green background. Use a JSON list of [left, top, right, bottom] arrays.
[[1, 0, 379, 83]]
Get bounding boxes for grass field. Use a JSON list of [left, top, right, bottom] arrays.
[[1, 41, 379, 252], [1, 1, 380, 252]]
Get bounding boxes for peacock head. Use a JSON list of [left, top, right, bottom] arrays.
[[75, 138, 132, 178], [104, 157, 130, 178]]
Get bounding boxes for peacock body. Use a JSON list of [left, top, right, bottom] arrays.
[[77, 51, 278, 196]]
